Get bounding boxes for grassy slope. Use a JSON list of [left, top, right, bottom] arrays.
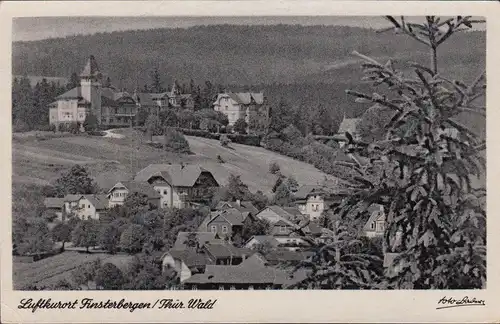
[[12, 130, 333, 197]]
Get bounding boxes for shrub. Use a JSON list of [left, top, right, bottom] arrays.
[[163, 127, 190, 153], [220, 134, 230, 147], [95, 263, 126, 290], [269, 162, 280, 174], [13, 119, 30, 133], [233, 118, 248, 134]]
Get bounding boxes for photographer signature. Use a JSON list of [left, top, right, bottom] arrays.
[[436, 296, 486, 310]]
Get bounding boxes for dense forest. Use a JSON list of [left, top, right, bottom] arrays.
[[12, 24, 485, 132]]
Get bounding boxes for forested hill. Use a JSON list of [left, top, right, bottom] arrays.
[[13, 24, 485, 89]]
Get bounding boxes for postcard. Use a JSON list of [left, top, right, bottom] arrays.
[[1, 1, 498, 323]]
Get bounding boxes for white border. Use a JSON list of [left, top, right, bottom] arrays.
[[1, 1, 499, 323]]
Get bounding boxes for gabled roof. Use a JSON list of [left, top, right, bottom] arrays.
[[203, 243, 254, 259], [173, 232, 220, 249], [80, 55, 101, 78], [56, 87, 82, 100], [215, 92, 265, 106], [245, 235, 280, 248], [263, 206, 301, 226], [215, 200, 259, 215], [134, 164, 217, 188], [107, 181, 160, 199], [338, 117, 361, 134], [165, 249, 213, 268], [81, 194, 109, 210], [207, 208, 246, 226], [363, 204, 385, 231], [44, 197, 65, 209]]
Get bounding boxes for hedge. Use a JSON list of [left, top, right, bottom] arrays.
[[178, 128, 262, 147]]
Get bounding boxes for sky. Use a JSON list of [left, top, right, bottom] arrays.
[[12, 16, 398, 42]]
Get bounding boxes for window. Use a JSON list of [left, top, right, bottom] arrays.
[[312, 204, 317, 211], [222, 225, 228, 233], [163, 189, 168, 195], [88, 205, 90, 208], [211, 225, 217, 233], [280, 226, 287, 233], [370, 222, 375, 230], [219, 285, 224, 290]]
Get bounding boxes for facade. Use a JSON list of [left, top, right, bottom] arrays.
[[43, 194, 108, 221], [134, 164, 220, 209], [294, 185, 327, 221], [201, 208, 248, 238], [363, 204, 385, 238], [161, 249, 213, 282], [49, 55, 138, 128], [134, 83, 194, 116], [106, 181, 161, 208], [213, 92, 264, 126]]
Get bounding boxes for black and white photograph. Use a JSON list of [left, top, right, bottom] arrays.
[[8, 13, 487, 293]]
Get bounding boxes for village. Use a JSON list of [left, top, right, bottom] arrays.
[[11, 16, 486, 292], [11, 55, 393, 291]]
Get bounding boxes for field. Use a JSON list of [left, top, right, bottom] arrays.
[[12, 251, 135, 289], [12, 129, 334, 196]]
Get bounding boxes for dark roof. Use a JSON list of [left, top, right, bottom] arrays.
[[165, 249, 213, 268], [134, 164, 218, 187], [215, 200, 259, 215], [44, 197, 64, 209], [108, 181, 160, 199], [56, 87, 82, 100], [227, 92, 264, 105], [264, 250, 314, 263], [245, 235, 280, 248], [83, 194, 109, 210], [80, 55, 101, 78], [262, 206, 300, 227], [208, 208, 246, 226], [204, 243, 254, 259], [173, 232, 220, 249], [101, 95, 119, 107], [184, 263, 286, 285]]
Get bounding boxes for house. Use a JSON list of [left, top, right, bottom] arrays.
[[335, 113, 362, 148], [106, 181, 161, 208], [161, 249, 214, 282], [49, 55, 137, 128], [294, 185, 328, 221], [182, 253, 293, 290], [133, 82, 194, 115], [201, 242, 254, 266], [255, 206, 303, 235], [43, 194, 109, 221], [213, 91, 265, 126], [199, 208, 249, 238], [43, 197, 65, 220], [244, 235, 280, 250], [173, 232, 222, 250], [134, 164, 220, 209], [362, 204, 385, 238], [214, 200, 259, 216], [73, 194, 109, 220]]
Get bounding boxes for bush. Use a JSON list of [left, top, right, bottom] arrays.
[[233, 118, 248, 134], [13, 119, 30, 133], [163, 127, 190, 153], [220, 134, 231, 147], [269, 162, 280, 174]]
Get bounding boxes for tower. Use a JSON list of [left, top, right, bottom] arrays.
[[80, 55, 102, 123]]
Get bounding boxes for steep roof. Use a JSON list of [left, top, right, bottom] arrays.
[[101, 95, 119, 107], [56, 87, 82, 100], [263, 206, 301, 226], [338, 117, 361, 135], [134, 164, 218, 188], [173, 232, 220, 249], [82, 194, 109, 210], [363, 204, 385, 231], [204, 243, 254, 259], [108, 181, 160, 199], [245, 235, 280, 248], [215, 200, 259, 215], [44, 197, 65, 209], [166, 249, 213, 268], [217, 92, 265, 106], [208, 208, 246, 226], [80, 55, 101, 78]]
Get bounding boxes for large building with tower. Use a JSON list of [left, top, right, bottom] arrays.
[[48, 55, 193, 129]]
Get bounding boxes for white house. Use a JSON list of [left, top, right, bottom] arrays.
[[213, 92, 264, 126], [293, 185, 328, 221], [363, 204, 385, 238], [106, 181, 161, 208], [43, 194, 108, 221], [134, 164, 219, 209], [161, 249, 212, 283]]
